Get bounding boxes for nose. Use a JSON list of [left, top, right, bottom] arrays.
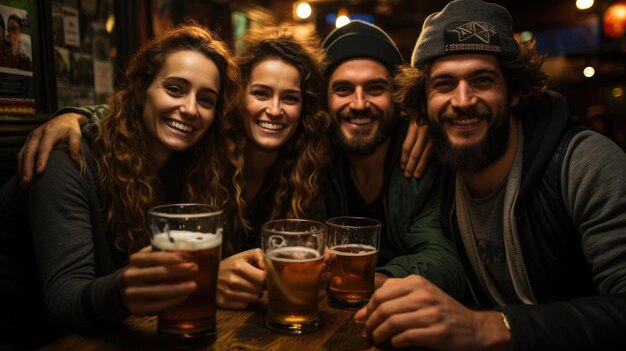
[[265, 98, 283, 118], [450, 81, 478, 110], [179, 94, 198, 118], [349, 87, 369, 111]]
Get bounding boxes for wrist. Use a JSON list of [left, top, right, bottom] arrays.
[[476, 311, 511, 351]]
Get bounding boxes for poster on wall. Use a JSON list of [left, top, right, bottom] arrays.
[[0, 4, 34, 115]]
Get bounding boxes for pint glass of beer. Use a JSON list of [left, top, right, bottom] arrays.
[[261, 219, 326, 334], [326, 217, 381, 309], [146, 203, 223, 348]]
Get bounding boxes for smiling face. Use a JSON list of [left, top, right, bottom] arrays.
[[143, 49, 220, 168], [425, 54, 519, 171], [7, 18, 20, 52], [244, 59, 302, 151], [327, 58, 396, 155]]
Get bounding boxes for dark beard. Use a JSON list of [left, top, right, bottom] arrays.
[[429, 110, 510, 172], [333, 110, 396, 155]]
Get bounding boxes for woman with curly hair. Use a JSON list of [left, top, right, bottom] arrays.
[[216, 23, 330, 309], [15, 22, 331, 311], [0, 23, 245, 349]]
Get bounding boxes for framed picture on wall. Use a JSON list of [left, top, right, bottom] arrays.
[[0, 3, 35, 116]]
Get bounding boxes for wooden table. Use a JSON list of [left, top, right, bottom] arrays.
[[39, 297, 383, 350]]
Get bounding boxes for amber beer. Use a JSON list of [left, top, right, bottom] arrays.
[[265, 246, 324, 332], [152, 230, 222, 345], [326, 217, 381, 309], [262, 219, 326, 334], [147, 204, 223, 348], [329, 244, 378, 307]]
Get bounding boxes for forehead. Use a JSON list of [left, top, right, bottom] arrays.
[[329, 58, 392, 84], [429, 54, 502, 77], [156, 50, 221, 88], [249, 58, 301, 83]]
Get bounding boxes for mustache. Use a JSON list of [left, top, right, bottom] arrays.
[[338, 109, 383, 120], [440, 109, 492, 122]]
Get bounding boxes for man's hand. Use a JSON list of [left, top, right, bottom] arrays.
[[118, 246, 199, 316], [17, 113, 87, 188], [400, 119, 434, 179], [216, 249, 266, 310], [374, 272, 390, 289], [355, 275, 511, 350]]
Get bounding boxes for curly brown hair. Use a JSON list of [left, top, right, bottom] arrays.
[[235, 23, 331, 222], [395, 40, 551, 122], [95, 22, 247, 254]]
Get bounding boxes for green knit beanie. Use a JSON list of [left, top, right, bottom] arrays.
[[323, 20, 404, 75]]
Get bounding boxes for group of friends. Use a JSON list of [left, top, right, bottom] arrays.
[[1, 0, 625, 350]]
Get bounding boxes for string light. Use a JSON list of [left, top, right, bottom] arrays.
[[335, 7, 350, 28], [576, 0, 594, 10], [294, 1, 312, 20]]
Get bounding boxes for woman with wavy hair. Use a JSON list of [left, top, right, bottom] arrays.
[[0, 23, 244, 349], [216, 23, 330, 309], [14, 22, 331, 311]]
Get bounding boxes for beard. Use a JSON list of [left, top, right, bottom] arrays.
[[333, 108, 396, 155], [428, 108, 511, 172]]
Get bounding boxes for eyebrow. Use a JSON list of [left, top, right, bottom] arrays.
[[165, 76, 219, 96], [330, 78, 391, 89], [249, 83, 301, 94], [430, 68, 501, 81]]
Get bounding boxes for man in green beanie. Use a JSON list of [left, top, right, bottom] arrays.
[[356, 0, 626, 350], [321, 20, 465, 298]]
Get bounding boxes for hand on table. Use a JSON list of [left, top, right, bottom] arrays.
[[217, 249, 266, 309], [118, 246, 199, 316], [355, 275, 510, 351]]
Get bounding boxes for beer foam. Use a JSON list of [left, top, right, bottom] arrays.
[[331, 244, 378, 256], [266, 246, 321, 262], [152, 230, 222, 251]]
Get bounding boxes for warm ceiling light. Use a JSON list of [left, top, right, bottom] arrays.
[[603, 2, 626, 37], [583, 66, 595, 78], [335, 7, 350, 28], [295, 2, 312, 20], [576, 0, 594, 10], [612, 87, 624, 98]]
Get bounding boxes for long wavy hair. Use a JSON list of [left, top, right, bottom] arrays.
[[236, 23, 331, 221], [395, 40, 550, 122], [95, 22, 247, 254]]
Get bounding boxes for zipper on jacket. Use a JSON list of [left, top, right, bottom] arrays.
[[449, 202, 483, 308], [511, 214, 536, 303]]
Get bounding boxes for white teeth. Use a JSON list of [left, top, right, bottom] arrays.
[[347, 117, 372, 125], [165, 119, 194, 133], [451, 118, 481, 126], [257, 121, 285, 130]]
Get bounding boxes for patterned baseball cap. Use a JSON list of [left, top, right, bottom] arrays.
[[411, 0, 520, 67]]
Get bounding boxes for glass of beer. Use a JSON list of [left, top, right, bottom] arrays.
[[326, 216, 380, 309], [146, 203, 223, 348], [261, 219, 326, 334]]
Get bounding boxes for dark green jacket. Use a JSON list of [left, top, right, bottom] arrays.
[[323, 118, 466, 299]]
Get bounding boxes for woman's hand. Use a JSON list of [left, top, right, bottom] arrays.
[[118, 246, 199, 316], [17, 113, 87, 188], [216, 249, 266, 310]]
